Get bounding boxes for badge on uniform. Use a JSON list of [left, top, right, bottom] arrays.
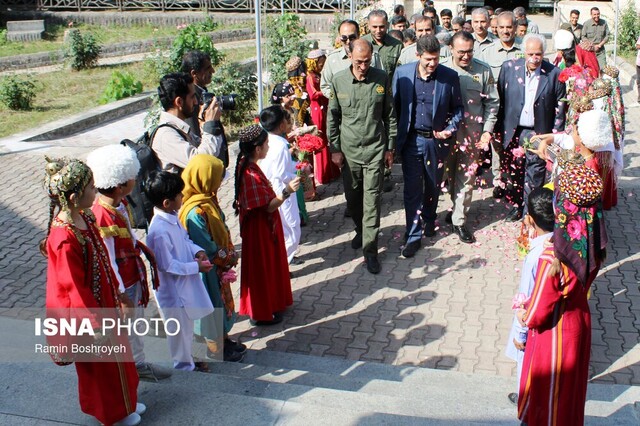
[[375, 84, 385, 94], [472, 74, 480, 83]]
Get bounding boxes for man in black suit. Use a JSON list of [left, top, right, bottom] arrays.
[[496, 34, 566, 221]]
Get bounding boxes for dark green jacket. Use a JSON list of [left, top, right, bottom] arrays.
[[328, 66, 397, 164]]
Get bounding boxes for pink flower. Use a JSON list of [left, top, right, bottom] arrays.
[[512, 293, 530, 310], [566, 218, 586, 239], [221, 270, 237, 284], [512, 147, 526, 158], [563, 199, 579, 215]]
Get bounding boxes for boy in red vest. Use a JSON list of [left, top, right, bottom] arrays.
[[87, 144, 172, 382]]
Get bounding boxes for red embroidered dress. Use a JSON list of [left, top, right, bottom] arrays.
[[237, 161, 292, 321], [517, 247, 596, 426], [306, 71, 340, 184], [45, 211, 138, 425]]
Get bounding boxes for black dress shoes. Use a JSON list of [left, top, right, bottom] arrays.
[[290, 256, 304, 265], [364, 255, 381, 274], [508, 392, 518, 406], [401, 240, 421, 258], [249, 312, 283, 326], [506, 207, 523, 222], [452, 225, 475, 243], [351, 233, 363, 249], [423, 222, 436, 237], [445, 211, 452, 225], [493, 186, 505, 199]]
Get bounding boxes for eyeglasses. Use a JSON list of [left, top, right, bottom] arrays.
[[455, 49, 474, 57], [340, 34, 358, 42]]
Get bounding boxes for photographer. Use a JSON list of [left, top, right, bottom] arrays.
[[153, 71, 226, 173]]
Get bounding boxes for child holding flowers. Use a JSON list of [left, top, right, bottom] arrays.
[[179, 154, 245, 362], [259, 105, 303, 265]]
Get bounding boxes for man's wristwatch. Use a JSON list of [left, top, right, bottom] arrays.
[[282, 188, 291, 199]]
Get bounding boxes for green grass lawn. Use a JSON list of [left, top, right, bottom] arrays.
[[0, 45, 256, 138]]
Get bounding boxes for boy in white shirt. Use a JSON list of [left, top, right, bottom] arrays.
[[144, 171, 214, 371]]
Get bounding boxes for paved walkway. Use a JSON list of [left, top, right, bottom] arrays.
[[1, 75, 639, 387]]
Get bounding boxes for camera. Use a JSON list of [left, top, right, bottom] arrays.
[[219, 94, 237, 111], [202, 92, 237, 111]]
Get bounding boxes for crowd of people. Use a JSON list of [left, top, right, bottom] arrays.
[[38, 3, 629, 425]]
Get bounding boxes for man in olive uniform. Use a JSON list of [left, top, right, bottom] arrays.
[[328, 39, 397, 274], [581, 7, 610, 69], [363, 9, 403, 79], [441, 31, 499, 243], [471, 7, 496, 56], [397, 16, 435, 65], [320, 19, 382, 98], [363, 9, 403, 193]]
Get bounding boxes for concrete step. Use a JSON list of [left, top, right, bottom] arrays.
[[0, 317, 638, 425]]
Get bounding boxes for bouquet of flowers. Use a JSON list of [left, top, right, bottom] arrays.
[[295, 133, 324, 194], [558, 64, 594, 100], [297, 133, 325, 155]]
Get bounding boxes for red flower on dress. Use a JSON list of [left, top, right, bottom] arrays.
[[566, 218, 587, 239]]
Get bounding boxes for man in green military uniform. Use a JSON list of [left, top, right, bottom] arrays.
[[320, 19, 382, 98], [363, 10, 403, 79], [441, 31, 499, 243], [581, 7, 610, 69], [363, 9, 402, 193], [328, 39, 397, 274]]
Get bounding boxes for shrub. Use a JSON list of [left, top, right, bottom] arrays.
[[100, 70, 143, 104], [617, 2, 640, 56], [0, 29, 7, 46], [196, 17, 218, 33], [210, 63, 258, 131], [266, 13, 309, 84], [168, 24, 224, 73], [0, 75, 37, 110], [64, 29, 101, 70]]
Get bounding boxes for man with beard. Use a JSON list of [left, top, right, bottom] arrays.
[[392, 35, 463, 258], [363, 9, 403, 79], [152, 72, 223, 174], [397, 16, 435, 65]]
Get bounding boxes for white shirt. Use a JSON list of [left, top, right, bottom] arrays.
[[152, 111, 223, 174], [505, 232, 552, 361], [146, 208, 214, 320], [519, 67, 541, 128], [258, 134, 298, 194]]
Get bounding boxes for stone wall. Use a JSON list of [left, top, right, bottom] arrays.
[[0, 27, 253, 72], [1, 10, 338, 33]]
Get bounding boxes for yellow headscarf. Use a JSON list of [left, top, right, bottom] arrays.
[[179, 154, 229, 249]]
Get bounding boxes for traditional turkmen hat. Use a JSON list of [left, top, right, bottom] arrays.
[[86, 144, 140, 189], [577, 109, 613, 152], [557, 163, 603, 207], [554, 29, 574, 50]]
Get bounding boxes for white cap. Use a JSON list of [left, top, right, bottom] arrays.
[[578, 109, 613, 152], [86, 144, 140, 189], [554, 29, 574, 50]]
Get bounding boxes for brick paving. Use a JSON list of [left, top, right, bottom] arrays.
[[1, 73, 639, 387]]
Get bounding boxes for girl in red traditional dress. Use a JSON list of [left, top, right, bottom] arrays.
[[233, 125, 300, 326], [517, 162, 607, 426], [306, 48, 340, 185], [41, 158, 144, 426]]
